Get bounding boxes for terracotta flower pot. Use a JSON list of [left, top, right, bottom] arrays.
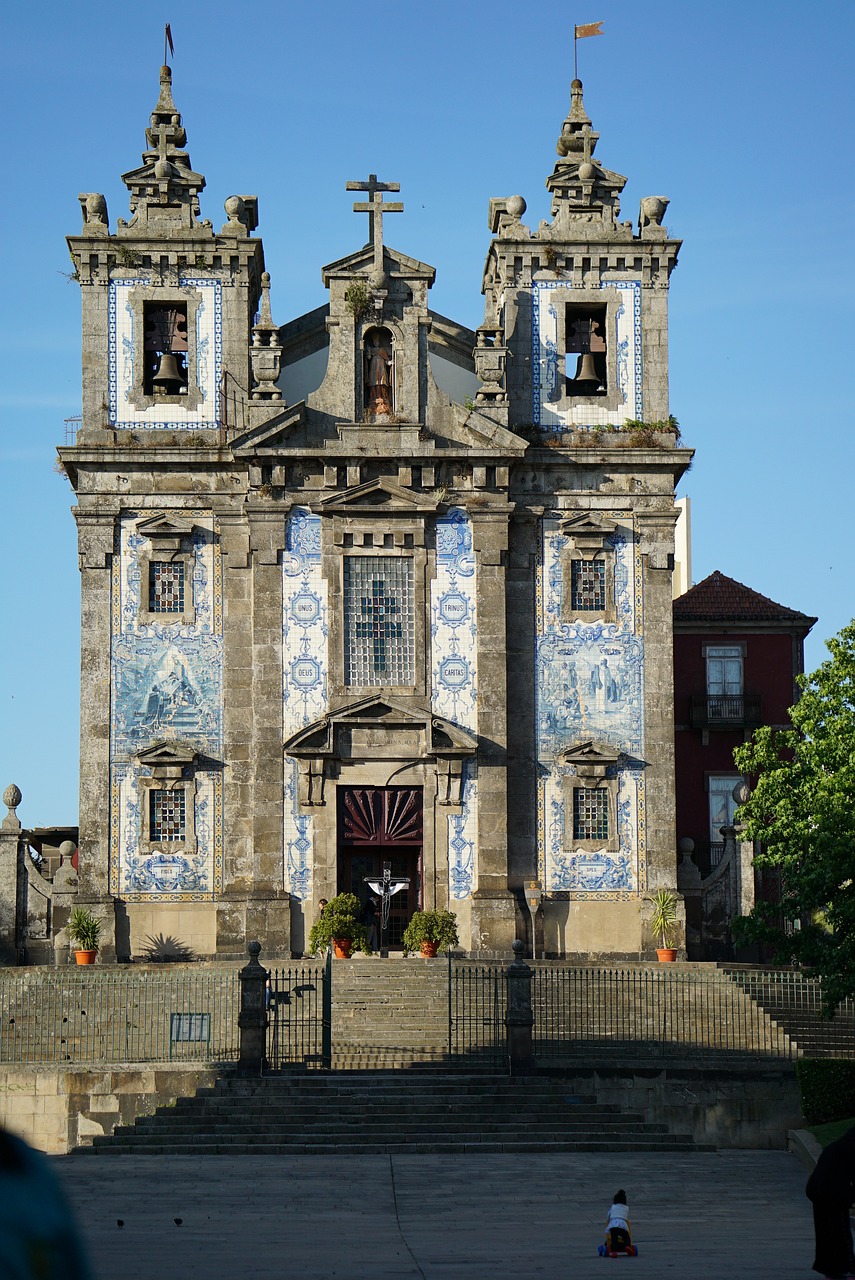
[[333, 939, 353, 959], [656, 948, 677, 963], [74, 950, 97, 966], [420, 941, 439, 958]]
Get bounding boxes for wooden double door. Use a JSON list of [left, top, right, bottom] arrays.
[[337, 787, 422, 949]]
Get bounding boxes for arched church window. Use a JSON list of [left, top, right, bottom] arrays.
[[363, 327, 394, 417]]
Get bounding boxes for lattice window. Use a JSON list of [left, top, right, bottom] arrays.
[[573, 787, 609, 842], [149, 561, 185, 613], [571, 559, 606, 610], [344, 557, 415, 686], [150, 789, 186, 842]]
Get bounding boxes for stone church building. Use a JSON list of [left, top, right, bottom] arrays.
[[61, 65, 692, 961]]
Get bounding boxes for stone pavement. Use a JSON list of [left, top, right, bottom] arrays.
[[54, 1150, 814, 1280]]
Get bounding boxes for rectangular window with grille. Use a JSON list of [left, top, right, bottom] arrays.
[[571, 559, 606, 610], [344, 556, 415, 686], [150, 789, 186, 842], [149, 561, 185, 613], [573, 787, 609, 842]]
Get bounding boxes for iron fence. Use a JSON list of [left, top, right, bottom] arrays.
[[0, 968, 239, 1064], [531, 964, 855, 1063], [266, 957, 331, 1070], [448, 959, 506, 1070]]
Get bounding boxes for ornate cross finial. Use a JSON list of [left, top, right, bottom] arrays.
[[346, 175, 403, 276]]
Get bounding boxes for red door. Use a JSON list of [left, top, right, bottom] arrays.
[[337, 787, 422, 948]]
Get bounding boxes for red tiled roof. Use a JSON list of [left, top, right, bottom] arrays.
[[673, 571, 816, 625]]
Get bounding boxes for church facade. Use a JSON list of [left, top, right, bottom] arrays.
[[62, 66, 692, 960]]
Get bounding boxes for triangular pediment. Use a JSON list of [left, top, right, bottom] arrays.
[[230, 403, 306, 453], [322, 244, 436, 287], [559, 739, 622, 775], [135, 513, 195, 542], [559, 512, 619, 540], [137, 741, 199, 768], [316, 478, 440, 515], [284, 697, 477, 758]]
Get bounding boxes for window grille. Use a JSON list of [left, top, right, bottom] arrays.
[[344, 557, 415, 686], [150, 789, 186, 842], [573, 787, 609, 842], [571, 559, 606, 610], [149, 562, 185, 613]]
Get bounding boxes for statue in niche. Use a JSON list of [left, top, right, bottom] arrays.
[[364, 328, 393, 417]]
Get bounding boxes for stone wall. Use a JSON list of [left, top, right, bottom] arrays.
[[0, 1064, 219, 1155]]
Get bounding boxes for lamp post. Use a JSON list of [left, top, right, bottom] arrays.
[[524, 881, 544, 959]]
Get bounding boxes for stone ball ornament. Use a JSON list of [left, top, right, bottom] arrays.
[[678, 837, 695, 855], [506, 195, 527, 219], [59, 840, 77, 859], [3, 784, 22, 810], [369, 267, 388, 291], [732, 779, 752, 806], [224, 195, 245, 219], [578, 162, 597, 181]]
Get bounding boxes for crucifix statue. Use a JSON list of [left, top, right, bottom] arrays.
[[346, 174, 403, 279]]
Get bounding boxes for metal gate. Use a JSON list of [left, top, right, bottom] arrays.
[[448, 958, 506, 1070], [266, 954, 331, 1070]]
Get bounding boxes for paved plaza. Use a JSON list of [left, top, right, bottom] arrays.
[[54, 1149, 815, 1279]]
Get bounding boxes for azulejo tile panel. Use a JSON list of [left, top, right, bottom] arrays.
[[282, 511, 328, 899], [431, 509, 478, 899], [535, 514, 646, 898], [108, 276, 222, 429], [110, 512, 223, 902], [531, 280, 642, 430]]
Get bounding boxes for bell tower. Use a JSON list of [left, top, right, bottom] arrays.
[[62, 64, 289, 961], [481, 78, 693, 955]]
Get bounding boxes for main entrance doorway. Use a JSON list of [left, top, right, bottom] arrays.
[[337, 787, 422, 949]]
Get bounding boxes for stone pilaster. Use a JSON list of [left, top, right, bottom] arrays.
[[0, 786, 24, 965]]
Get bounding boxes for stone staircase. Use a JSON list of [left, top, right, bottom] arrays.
[[328, 959, 453, 1069], [79, 1072, 711, 1155]]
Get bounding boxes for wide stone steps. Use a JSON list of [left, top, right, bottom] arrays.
[[80, 1071, 710, 1155]]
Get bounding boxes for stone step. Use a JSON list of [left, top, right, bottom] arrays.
[[86, 1138, 708, 1155]]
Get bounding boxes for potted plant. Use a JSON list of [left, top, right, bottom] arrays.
[[646, 888, 679, 961], [307, 893, 371, 958], [402, 909, 459, 958], [69, 907, 101, 965]]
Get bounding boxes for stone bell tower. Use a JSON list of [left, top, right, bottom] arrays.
[[63, 65, 289, 960], [479, 78, 693, 955]]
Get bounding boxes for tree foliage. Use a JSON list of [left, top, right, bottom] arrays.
[[734, 620, 855, 1011]]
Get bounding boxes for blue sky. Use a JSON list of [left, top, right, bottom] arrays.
[[0, 0, 852, 825]]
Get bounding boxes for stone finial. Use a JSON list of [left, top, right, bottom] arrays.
[[220, 194, 259, 238], [78, 193, 109, 236], [59, 840, 77, 861], [639, 196, 670, 240], [119, 64, 207, 234], [2, 784, 22, 832], [732, 779, 751, 807], [541, 78, 629, 237], [556, 79, 596, 159], [250, 271, 283, 402]]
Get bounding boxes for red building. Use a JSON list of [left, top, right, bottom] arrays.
[[673, 571, 816, 878]]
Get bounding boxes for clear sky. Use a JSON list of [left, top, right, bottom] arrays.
[[0, 0, 852, 827]]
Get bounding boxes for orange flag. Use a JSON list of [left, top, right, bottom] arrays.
[[575, 21, 604, 38]]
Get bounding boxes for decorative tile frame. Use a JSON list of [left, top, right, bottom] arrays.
[[431, 509, 478, 899], [108, 276, 222, 429], [531, 280, 642, 430], [535, 512, 646, 897], [109, 511, 223, 901], [282, 510, 328, 899]]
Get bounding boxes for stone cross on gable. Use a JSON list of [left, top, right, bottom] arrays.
[[347, 175, 403, 276]]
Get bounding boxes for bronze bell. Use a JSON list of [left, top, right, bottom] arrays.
[[574, 353, 601, 385], [152, 352, 185, 394]]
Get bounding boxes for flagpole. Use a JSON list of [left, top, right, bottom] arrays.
[[574, 27, 578, 80], [164, 25, 167, 66]]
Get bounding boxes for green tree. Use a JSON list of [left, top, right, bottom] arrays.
[[733, 620, 855, 1011]]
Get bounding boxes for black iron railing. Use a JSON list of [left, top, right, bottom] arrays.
[[690, 693, 762, 729], [266, 956, 331, 1070], [448, 957, 506, 1070]]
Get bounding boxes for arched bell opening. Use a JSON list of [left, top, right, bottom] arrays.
[[363, 326, 395, 418]]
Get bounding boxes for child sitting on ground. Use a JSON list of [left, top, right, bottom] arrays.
[[598, 1189, 636, 1257]]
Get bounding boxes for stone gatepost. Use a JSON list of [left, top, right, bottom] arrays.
[[0, 784, 24, 965], [238, 940, 269, 1073], [505, 939, 534, 1076]]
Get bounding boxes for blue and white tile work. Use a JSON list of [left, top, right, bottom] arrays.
[[110, 512, 223, 901], [108, 277, 222, 429], [531, 280, 642, 431], [535, 514, 647, 897], [431, 508, 478, 899], [282, 510, 328, 900]]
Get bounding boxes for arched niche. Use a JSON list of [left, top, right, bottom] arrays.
[[363, 326, 395, 418]]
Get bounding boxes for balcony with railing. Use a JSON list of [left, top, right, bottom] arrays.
[[690, 693, 762, 730]]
